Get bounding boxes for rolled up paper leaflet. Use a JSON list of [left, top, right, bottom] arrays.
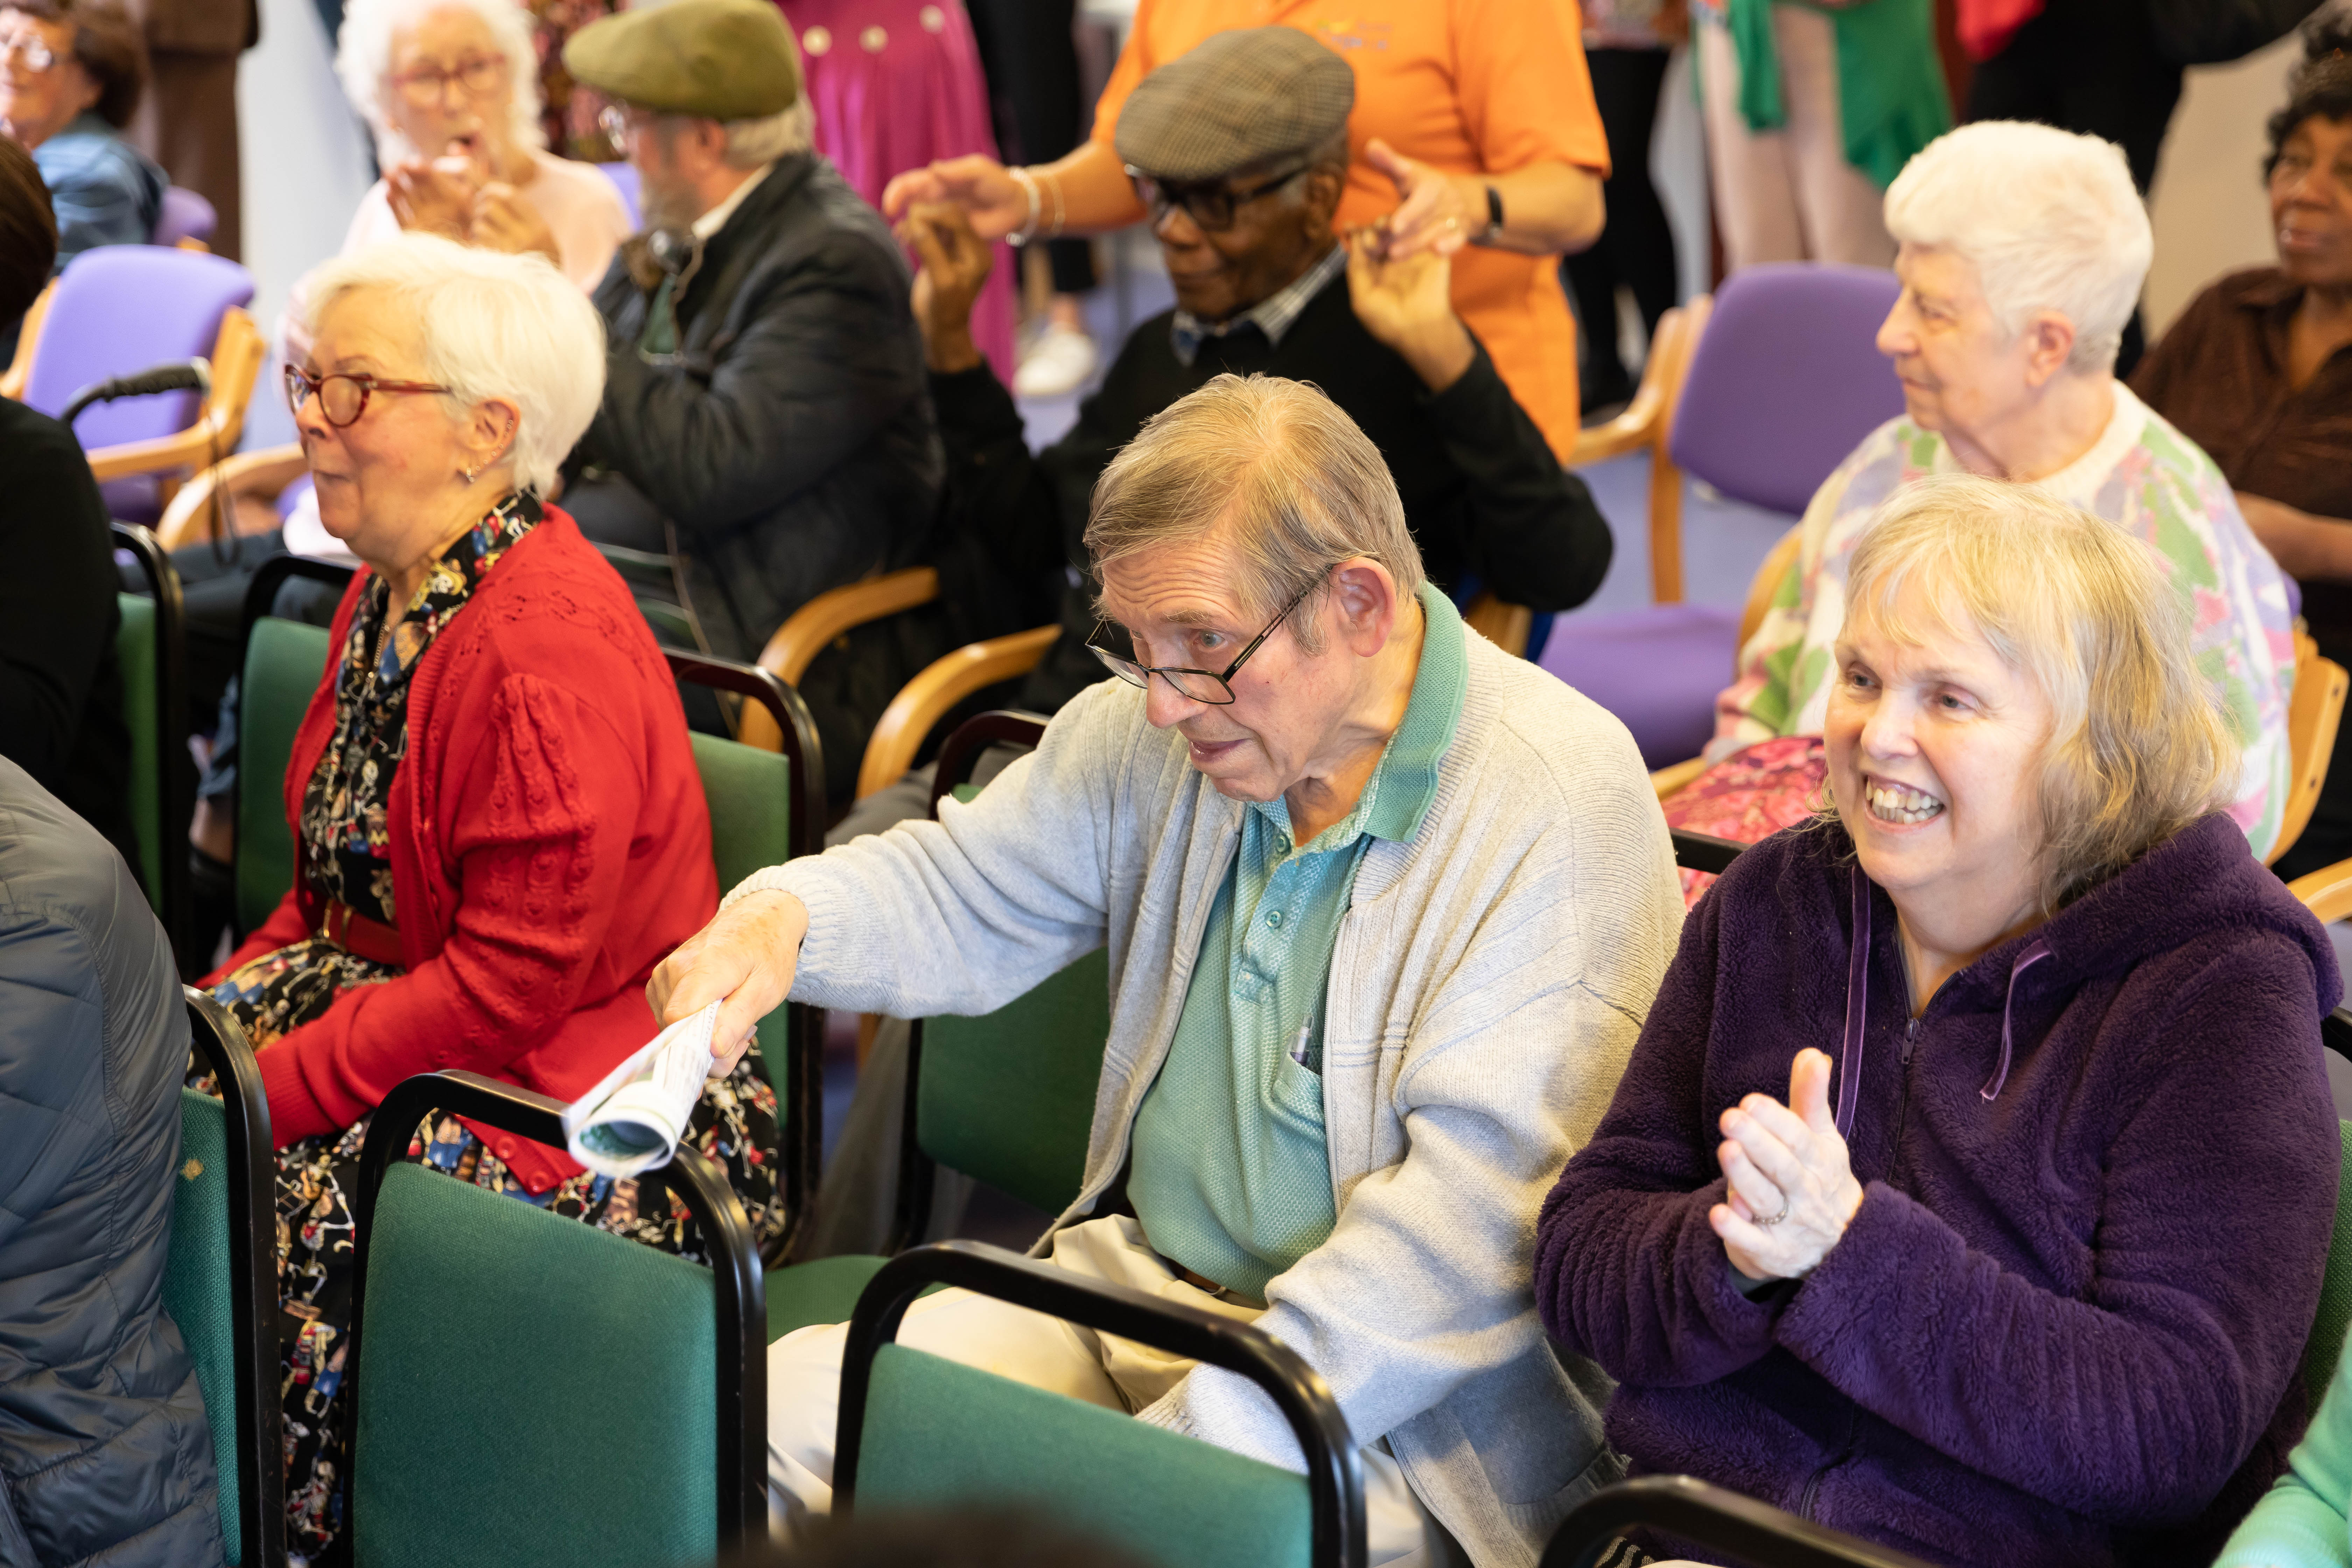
[[561, 1001, 721, 1179]]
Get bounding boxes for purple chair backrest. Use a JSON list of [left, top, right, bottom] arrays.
[[23, 246, 254, 452], [1667, 263, 1908, 517], [598, 161, 642, 231], [154, 185, 217, 247]]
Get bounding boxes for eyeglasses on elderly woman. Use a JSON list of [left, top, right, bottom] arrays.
[[285, 364, 452, 428], [0, 30, 55, 71], [1087, 564, 1330, 704], [388, 51, 505, 107]]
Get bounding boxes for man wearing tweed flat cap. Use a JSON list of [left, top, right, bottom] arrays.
[[556, 0, 947, 801], [882, 0, 1610, 458], [862, 27, 1610, 766]]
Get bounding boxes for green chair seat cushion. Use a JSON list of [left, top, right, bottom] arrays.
[[236, 618, 331, 933], [856, 1343, 1311, 1568], [161, 1090, 245, 1563], [2302, 1118, 2352, 1404], [116, 594, 164, 912], [766, 1254, 888, 1343], [353, 1162, 719, 1568]]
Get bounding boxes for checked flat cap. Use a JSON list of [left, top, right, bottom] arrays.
[[1114, 27, 1354, 182], [564, 0, 801, 122]]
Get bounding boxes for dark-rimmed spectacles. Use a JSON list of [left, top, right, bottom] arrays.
[[391, 54, 506, 106], [1088, 567, 1329, 705], [285, 366, 454, 428], [1125, 161, 1312, 233]]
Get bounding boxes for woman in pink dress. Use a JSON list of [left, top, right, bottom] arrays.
[[779, 0, 1018, 381]]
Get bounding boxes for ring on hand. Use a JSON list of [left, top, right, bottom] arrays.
[[1756, 1196, 1792, 1228], [1443, 215, 1460, 231]]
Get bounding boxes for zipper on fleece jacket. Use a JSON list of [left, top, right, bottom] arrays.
[[1799, 1406, 1861, 1520]]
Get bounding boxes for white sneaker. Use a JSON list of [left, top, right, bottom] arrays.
[[1013, 321, 1100, 398]]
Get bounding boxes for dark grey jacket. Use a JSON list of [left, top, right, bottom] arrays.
[[576, 150, 945, 665], [0, 760, 222, 1567]]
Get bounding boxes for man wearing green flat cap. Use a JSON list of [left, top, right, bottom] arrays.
[[558, 0, 945, 802]]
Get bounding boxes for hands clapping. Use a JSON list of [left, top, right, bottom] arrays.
[[1709, 1048, 1865, 1282]]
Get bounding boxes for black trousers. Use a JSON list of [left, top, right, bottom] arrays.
[[1965, 0, 2183, 374], [1564, 46, 1680, 402], [964, 0, 1097, 296]]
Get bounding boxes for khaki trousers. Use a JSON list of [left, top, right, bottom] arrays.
[[768, 1216, 1460, 1565], [1697, 5, 1895, 271]]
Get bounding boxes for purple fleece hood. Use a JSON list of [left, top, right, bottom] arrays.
[[1538, 813, 2343, 1568]]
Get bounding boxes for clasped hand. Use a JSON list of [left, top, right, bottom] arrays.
[[1708, 1048, 1864, 1282], [386, 148, 559, 266]]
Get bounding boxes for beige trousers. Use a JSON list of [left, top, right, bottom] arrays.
[[1698, 5, 1896, 270], [768, 1216, 1457, 1565]]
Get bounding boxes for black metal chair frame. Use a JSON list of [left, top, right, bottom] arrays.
[[892, 711, 1052, 1253], [1541, 1476, 1939, 1568], [2326, 1006, 2352, 1064], [182, 986, 287, 1568], [115, 524, 193, 971], [234, 555, 356, 673], [836, 1241, 1366, 1568], [1670, 829, 1745, 877], [666, 650, 827, 1264], [345, 1071, 769, 1552]]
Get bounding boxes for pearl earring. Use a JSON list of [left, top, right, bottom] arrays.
[[461, 466, 478, 485]]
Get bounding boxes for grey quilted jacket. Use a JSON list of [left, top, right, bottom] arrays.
[[0, 759, 222, 1566]]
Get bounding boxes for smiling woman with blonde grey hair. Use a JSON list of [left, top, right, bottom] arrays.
[[1669, 120, 2295, 892], [198, 233, 782, 1560], [1541, 472, 2340, 1568]]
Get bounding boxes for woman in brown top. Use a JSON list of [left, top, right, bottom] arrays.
[[2134, 15, 2352, 879]]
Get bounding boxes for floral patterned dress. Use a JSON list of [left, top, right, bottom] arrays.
[[206, 492, 782, 1563]]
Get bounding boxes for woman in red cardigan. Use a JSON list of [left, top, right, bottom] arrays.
[[201, 233, 774, 1559]]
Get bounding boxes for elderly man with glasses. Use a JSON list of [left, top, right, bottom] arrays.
[[885, 27, 1612, 813], [652, 372, 1681, 1566], [554, 0, 944, 801]]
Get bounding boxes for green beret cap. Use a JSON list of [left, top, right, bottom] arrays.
[[1114, 27, 1354, 183], [563, 0, 802, 122]]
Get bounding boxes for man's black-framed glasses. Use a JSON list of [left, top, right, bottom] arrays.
[[1088, 566, 1330, 705], [1125, 160, 1311, 233], [285, 366, 453, 428]]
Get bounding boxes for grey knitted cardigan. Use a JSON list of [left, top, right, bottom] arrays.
[[735, 632, 1683, 1566]]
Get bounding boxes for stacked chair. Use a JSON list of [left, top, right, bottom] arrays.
[[2, 245, 265, 526]]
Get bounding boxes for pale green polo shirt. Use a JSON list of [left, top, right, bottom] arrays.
[[1128, 584, 1467, 1301]]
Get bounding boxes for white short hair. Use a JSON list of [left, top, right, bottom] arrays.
[[721, 99, 814, 167], [1883, 120, 2151, 375], [300, 234, 606, 497], [335, 0, 546, 166]]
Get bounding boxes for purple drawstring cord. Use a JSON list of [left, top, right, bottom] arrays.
[[1837, 868, 1868, 1141], [1983, 939, 2053, 1103]]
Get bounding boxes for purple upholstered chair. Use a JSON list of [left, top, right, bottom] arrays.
[[598, 161, 643, 231], [22, 246, 256, 524], [1541, 263, 1906, 769], [153, 186, 218, 249]]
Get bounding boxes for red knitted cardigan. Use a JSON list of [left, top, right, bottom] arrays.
[[207, 510, 719, 1190]]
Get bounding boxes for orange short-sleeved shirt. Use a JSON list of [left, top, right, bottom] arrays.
[[1091, 0, 1608, 457]]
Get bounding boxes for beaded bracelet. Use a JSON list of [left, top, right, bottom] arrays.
[[1007, 166, 1043, 247]]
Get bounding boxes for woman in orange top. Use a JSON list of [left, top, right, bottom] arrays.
[[882, 0, 1608, 458]]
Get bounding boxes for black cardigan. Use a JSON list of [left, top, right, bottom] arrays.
[[927, 262, 1615, 714]]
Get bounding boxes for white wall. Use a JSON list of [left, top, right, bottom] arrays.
[[234, 0, 374, 448], [2144, 34, 2304, 335]]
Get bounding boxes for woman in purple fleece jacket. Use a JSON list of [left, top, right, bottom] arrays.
[[1538, 474, 2343, 1568]]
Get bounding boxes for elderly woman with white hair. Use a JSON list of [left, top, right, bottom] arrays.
[[1674, 120, 2295, 876], [198, 234, 779, 1559], [332, 0, 629, 288], [1544, 474, 2339, 1568]]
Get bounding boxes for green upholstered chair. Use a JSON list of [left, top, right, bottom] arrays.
[[665, 651, 827, 1263], [343, 1071, 766, 1567], [231, 556, 353, 934], [1542, 1477, 1938, 1568], [835, 1241, 1363, 1568], [113, 524, 190, 965], [761, 712, 1114, 1342], [163, 987, 285, 1567]]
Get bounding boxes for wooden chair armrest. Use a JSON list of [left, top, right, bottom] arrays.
[[1651, 755, 1707, 800], [736, 566, 944, 752], [2289, 855, 2352, 925], [0, 279, 53, 402], [154, 443, 310, 550], [1567, 302, 1685, 470], [82, 307, 265, 484], [855, 625, 1061, 799], [2274, 635, 2349, 868]]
